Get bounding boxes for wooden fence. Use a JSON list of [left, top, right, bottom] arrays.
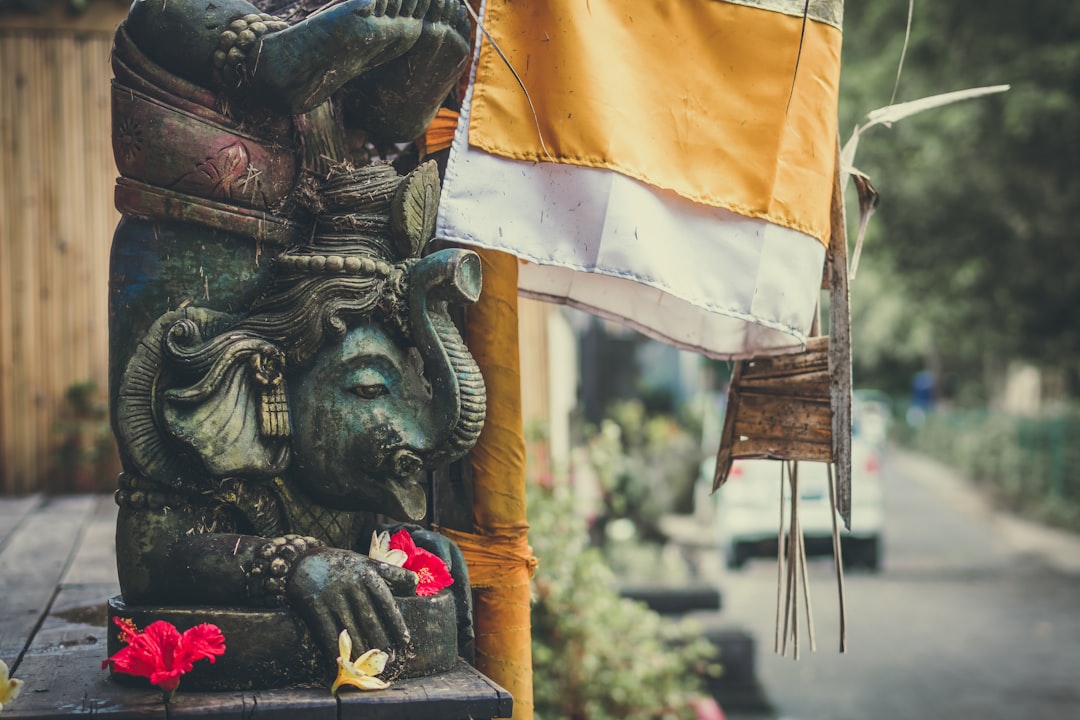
[[0, 5, 126, 494]]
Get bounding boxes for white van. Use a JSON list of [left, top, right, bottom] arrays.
[[713, 437, 885, 571]]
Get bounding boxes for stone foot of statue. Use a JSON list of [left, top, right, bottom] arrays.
[[342, 0, 472, 140]]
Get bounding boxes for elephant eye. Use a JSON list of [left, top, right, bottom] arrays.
[[351, 383, 389, 399]]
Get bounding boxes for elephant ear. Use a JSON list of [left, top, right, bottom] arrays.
[[116, 307, 290, 492], [117, 308, 227, 491], [161, 359, 290, 479], [390, 160, 440, 258]]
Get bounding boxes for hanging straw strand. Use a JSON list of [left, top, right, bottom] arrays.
[[788, 461, 800, 659], [774, 461, 788, 655], [798, 500, 817, 653], [827, 462, 848, 652]]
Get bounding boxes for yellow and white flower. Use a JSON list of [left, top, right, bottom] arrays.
[[330, 629, 390, 694]]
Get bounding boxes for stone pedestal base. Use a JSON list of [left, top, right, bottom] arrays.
[[107, 592, 458, 690]]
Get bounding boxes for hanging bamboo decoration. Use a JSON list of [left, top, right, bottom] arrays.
[[714, 146, 853, 655]]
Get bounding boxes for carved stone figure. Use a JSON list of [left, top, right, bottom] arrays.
[[107, 0, 482, 690]]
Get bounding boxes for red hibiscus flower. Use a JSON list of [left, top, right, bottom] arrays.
[[103, 618, 226, 698], [388, 530, 454, 597]]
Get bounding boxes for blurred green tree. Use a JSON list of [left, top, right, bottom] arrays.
[[841, 0, 1080, 400]]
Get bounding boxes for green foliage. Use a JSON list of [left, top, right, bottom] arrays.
[[841, 1, 1080, 396], [529, 482, 720, 720], [49, 381, 119, 494], [575, 400, 701, 541], [905, 408, 1080, 531]]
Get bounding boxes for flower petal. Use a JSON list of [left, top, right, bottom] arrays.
[[402, 547, 454, 596], [334, 673, 395, 695], [337, 674, 391, 692], [179, 623, 226, 665], [353, 648, 389, 676], [338, 629, 353, 664], [0, 675, 23, 706], [148, 670, 183, 693], [388, 529, 417, 555], [383, 549, 408, 566], [369, 531, 389, 556], [103, 641, 160, 679], [142, 621, 190, 675]]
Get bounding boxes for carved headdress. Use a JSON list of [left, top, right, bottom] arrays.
[[116, 162, 443, 492]]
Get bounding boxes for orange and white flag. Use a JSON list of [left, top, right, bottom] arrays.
[[436, 0, 843, 359]]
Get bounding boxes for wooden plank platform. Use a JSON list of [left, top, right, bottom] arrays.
[[0, 495, 512, 719]]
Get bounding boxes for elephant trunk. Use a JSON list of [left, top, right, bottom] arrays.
[[408, 249, 486, 468]]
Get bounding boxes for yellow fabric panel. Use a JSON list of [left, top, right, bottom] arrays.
[[467, 0, 842, 244]]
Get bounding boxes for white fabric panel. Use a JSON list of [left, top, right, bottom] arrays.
[[436, 58, 827, 360]]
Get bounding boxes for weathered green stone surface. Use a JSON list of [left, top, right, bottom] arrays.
[[107, 0, 482, 689]]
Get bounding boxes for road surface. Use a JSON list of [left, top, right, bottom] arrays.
[[716, 449, 1080, 720]]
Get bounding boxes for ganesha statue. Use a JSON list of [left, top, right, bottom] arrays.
[[106, 0, 483, 691]]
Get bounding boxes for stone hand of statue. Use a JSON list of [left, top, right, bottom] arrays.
[[252, 0, 431, 114], [286, 546, 417, 661]]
